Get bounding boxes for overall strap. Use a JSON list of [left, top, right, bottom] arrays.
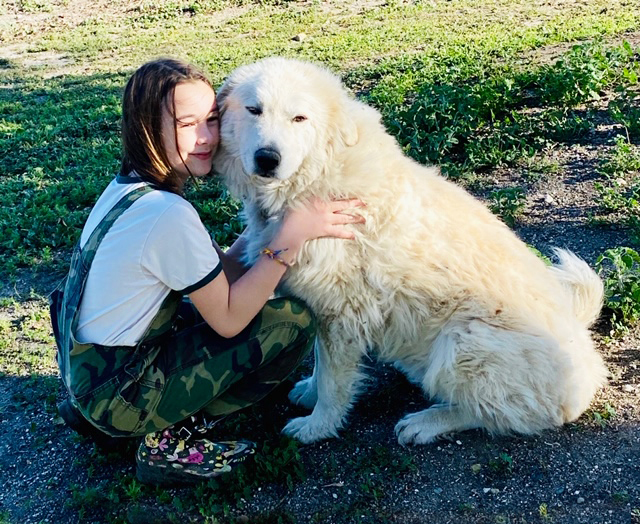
[[55, 184, 155, 395], [80, 185, 154, 267]]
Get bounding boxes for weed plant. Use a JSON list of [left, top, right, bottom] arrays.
[[372, 40, 639, 180], [596, 247, 640, 334], [586, 402, 618, 428], [489, 187, 526, 227], [536, 40, 638, 107], [599, 135, 640, 177], [488, 452, 514, 476], [595, 135, 640, 241], [610, 87, 640, 142]]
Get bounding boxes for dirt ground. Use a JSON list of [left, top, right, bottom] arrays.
[[0, 1, 639, 523], [0, 297, 639, 523]]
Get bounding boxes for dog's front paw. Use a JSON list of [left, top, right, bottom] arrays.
[[282, 415, 339, 444], [394, 413, 439, 446], [288, 376, 318, 409]]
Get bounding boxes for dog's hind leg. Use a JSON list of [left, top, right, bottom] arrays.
[[283, 332, 367, 443], [289, 339, 320, 409], [395, 403, 482, 445], [396, 318, 570, 445]]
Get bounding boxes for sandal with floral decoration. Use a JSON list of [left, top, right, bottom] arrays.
[[135, 424, 256, 486]]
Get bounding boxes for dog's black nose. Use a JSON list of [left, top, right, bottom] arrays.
[[254, 148, 281, 177]]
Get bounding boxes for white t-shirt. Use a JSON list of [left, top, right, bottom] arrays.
[[75, 176, 222, 347]]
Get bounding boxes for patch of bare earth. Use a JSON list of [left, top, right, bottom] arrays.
[[0, 0, 252, 77], [1, 0, 119, 77]]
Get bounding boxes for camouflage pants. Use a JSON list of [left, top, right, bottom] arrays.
[[75, 297, 315, 437]]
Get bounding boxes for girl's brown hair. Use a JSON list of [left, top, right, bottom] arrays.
[[120, 58, 212, 194]]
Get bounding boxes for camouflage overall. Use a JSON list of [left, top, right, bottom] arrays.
[[51, 185, 316, 438]]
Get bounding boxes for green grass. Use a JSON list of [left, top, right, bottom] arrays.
[[0, 299, 57, 375], [3, 39, 640, 275], [18, 1, 636, 75]]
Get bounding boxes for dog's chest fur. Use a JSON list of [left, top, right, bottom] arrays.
[[240, 178, 459, 355]]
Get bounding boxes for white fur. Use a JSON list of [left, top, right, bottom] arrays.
[[214, 57, 609, 445]]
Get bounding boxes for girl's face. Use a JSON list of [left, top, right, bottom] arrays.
[[161, 80, 219, 180]]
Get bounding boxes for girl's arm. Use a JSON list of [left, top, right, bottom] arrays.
[[189, 199, 363, 338]]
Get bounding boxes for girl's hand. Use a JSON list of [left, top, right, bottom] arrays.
[[279, 197, 366, 248]]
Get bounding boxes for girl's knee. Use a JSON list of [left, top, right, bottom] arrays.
[[254, 298, 317, 364], [264, 297, 317, 335]]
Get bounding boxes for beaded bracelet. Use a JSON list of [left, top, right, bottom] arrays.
[[260, 247, 292, 267]]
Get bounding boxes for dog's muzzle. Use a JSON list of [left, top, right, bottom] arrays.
[[254, 147, 281, 177]]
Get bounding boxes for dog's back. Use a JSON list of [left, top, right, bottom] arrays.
[[308, 96, 593, 338]]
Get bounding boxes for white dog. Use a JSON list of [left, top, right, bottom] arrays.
[[213, 57, 608, 445]]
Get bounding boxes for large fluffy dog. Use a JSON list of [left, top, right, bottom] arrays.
[[213, 57, 608, 445]]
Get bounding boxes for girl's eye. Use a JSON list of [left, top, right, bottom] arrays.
[[293, 115, 307, 123], [246, 106, 262, 116], [178, 121, 196, 128], [207, 115, 219, 124]]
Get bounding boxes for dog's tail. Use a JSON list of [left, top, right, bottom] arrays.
[[549, 248, 604, 327]]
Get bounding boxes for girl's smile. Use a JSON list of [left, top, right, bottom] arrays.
[[162, 80, 220, 180]]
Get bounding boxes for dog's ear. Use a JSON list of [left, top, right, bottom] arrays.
[[338, 112, 358, 147], [333, 97, 359, 147], [215, 76, 236, 114]]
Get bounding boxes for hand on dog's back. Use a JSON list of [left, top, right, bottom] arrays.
[[282, 198, 366, 245]]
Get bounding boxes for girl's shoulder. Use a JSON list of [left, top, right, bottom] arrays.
[[81, 176, 197, 246], [107, 175, 194, 213]]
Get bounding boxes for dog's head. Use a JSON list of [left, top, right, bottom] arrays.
[[214, 57, 358, 191]]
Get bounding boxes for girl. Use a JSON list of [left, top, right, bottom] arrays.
[[52, 58, 364, 486]]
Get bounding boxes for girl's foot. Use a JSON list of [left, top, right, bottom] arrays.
[[136, 427, 256, 486]]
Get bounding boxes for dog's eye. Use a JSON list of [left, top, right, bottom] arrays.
[[292, 115, 307, 123], [246, 106, 262, 116]]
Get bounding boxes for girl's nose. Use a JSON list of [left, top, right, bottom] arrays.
[[196, 122, 215, 145], [197, 130, 212, 145]]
